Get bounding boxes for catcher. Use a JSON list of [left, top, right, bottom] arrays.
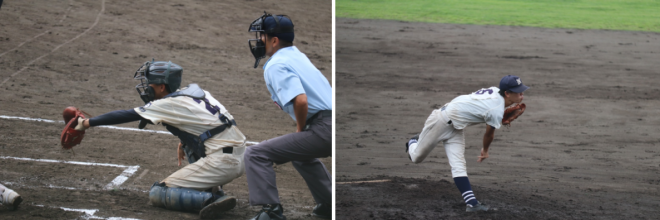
[[63, 60, 246, 219], [404, 75, 529, 212]]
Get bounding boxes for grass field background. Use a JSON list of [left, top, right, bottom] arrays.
[[336, 0, 660, 32]]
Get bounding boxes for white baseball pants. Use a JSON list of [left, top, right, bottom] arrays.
[[162, 146, 245, 191], [408, 108, 468, 177]]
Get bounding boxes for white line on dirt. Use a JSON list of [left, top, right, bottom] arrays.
[[132, 169, 149, 184], [34, 204, 142, 220], [0, 5, 72, 58], [0, 156, 139, 190], [0, 115, 261, 145], [0, 0, 106, 86], [0, 156, 133, 168], [3, 181, 149, 193], [48, 184, 78, 190], [105, 166, 140, 190], [0, 31, 49, 58], [3, 182, 70, 190], [0, 115, 59, 123]]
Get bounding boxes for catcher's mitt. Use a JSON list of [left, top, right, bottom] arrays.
[[60, 106, 90, 149], [502, 103, 526, 126]]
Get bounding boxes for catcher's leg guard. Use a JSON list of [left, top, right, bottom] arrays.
[[149, 182, 236, 217]]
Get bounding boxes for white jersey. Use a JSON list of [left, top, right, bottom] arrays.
[[444, 86, 505, 130], [135, 90, 246, 155]]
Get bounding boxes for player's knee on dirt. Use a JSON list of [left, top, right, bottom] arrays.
[[148, 182, 232, 213]]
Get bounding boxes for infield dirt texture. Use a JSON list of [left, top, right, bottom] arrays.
[[336, 18, 660, 219], [0, 0, 331, 219]]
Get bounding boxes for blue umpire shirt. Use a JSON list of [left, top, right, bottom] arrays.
[[263, 46, 332, 122]]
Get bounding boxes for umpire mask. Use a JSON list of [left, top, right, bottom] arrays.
[[248, 12, 294, 68]]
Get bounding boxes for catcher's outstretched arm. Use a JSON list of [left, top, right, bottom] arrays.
[[87, 109, 145, 127]]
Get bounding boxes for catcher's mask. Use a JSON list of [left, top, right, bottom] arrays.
[[248, 12, 294, 68], [133, 60, 183, 103]]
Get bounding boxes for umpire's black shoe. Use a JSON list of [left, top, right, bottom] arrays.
[[405, 134, 419, 161], [312, 203, 331, 219], [250, 204, 286, 220]]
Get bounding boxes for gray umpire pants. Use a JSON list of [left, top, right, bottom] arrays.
[[244, 111, 332, 206]]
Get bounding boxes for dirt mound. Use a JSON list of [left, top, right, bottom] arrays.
[[336, 18, 660, 219], [338, 176, 589, 220]]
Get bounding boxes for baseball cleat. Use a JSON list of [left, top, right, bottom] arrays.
[[312, 203, 331, 219], [199, 195, 237, 219], [1, 188, 23, 210], [405, 134, 419, 161], [466, 202, 490, 212], [250, 204, 286, 220]]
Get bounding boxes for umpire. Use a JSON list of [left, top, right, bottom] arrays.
[[246, 12, 332, 220]]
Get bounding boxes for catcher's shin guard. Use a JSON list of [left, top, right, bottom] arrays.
[[149, 182, 224, 212]]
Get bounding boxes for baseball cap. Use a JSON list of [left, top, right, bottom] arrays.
[[262, 15, 294, 42], [499, 75, 529, 93]]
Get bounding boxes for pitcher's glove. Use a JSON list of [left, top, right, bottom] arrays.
[[502, 103, 526, 126], [61, 106, 90, 149]]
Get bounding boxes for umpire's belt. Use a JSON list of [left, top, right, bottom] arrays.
[[306, 110, 332, 124], [304, 110, 332, 131]]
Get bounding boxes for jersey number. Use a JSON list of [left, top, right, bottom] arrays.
[[475, 89, 493, 95], [193, 98, 219, 115]]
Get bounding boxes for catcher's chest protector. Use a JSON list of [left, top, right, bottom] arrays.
[[161, 84, 237, 163]]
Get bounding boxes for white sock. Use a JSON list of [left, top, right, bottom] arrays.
[[408, 142, 418, 158]]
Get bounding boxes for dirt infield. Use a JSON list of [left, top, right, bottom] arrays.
[[0, 0, 331, 219], [336, 18, 660, 219]]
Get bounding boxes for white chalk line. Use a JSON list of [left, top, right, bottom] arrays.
[[1, 0, 106, 86], [2, 181, 76, 191], [0, 156, 139, 191], [0, 115, 58, 123], [2, 181, 148, 193], [105, 166, 140, 190], [1, 156, 132, 168], [0, 115, 261, 145], [3, 155, 142, 219], [34, 204, 141, 220], [0, 4, 72, 58]]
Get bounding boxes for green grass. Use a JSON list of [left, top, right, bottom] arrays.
[[337, 0, 660, 32]]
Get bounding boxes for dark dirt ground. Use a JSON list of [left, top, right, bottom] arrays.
[[336, 18, 660, 219], [0, 0, 331, 219]]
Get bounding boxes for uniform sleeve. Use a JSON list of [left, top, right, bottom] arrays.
[[265, 63, 305, 107], [89, 109, 143, 126], [134, 98, 190, 125], [484, 108, 503, 129]]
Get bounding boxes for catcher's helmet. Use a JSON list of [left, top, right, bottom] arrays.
[[248, 12, 294, 68], [133, 60, 183, 103]]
